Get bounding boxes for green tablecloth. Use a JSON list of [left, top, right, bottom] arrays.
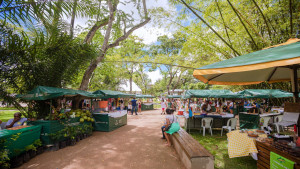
[[0, 125, 42, 158], [141, 103, 154, 110], [93, 112, 127, 132], [239, 113, 260, 129]]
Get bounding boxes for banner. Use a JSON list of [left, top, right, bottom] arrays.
[[239, 113, 260, 129], [270, 152, 294, 169]]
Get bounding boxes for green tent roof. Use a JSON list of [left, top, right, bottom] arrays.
[[136, 95, 155, 98], [197, 41, 300, 70], [166, 95, 182, 98], [18, 86, 100, 100], [93, 90, 135, 98], [184, 90, 242, 98], [238, 89, 293, 98]]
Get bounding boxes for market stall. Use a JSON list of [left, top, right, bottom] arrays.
[[0, 125, 42, 158], [18, 86, 96, 146], [136, 94, 155, 111], [92, 90, 134, 131]]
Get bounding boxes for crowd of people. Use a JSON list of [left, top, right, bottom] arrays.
[[160, 98, 272, 115]]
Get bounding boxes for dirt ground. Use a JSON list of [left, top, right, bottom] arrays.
[[18, 109, 185, 169]]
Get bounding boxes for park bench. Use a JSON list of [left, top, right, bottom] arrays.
[[170, 128, 214, 169]]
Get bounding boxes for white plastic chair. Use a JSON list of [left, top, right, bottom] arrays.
[[260, 116, 271, 130], [221, 118, 237, 136], [200, 117, 213, 136], [274, 115, 283, 133], [273, 112, 299, 133]]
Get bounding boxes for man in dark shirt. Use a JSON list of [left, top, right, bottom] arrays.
[[131, 98, 138, 115]]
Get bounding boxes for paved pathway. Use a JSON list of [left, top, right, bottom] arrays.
[[19, 110, 185, 169]]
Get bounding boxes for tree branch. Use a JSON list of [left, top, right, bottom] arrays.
[[226, 0, 258, 49], [179, 0, 241, 56], [107, 18, 150, 49], [84, 18, 109, 43]]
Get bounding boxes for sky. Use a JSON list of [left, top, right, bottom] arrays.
[[72, 0, 177, 84]]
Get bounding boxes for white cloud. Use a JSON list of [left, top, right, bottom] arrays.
[[146, 69, 162, 84], [133, 27, 172, 45], [120, 81, 142, 92]]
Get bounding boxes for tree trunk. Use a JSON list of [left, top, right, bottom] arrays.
[[70, 0, 78, 38]]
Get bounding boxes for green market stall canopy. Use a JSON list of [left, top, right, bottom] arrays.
[[136, 94, 155, 98], [193, 39, 300, 86], [93, 90, 135, 99], [167, 95, 183, 98], [184, 89, 242, 99], [17, 86, 101, 100], [238, 89, 293, 98]]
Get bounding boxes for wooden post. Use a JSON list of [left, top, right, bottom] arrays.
[[291, 66, 299, 103]]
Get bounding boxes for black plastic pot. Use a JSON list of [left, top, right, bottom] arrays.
[[76, 136, 80, 142], [23, 152, 31, 163], [0, 163, 10, 169], [66, 139, 71, 146], [36, 146, 44, 155], [83, 134, 87, 138], [59, 141, 67, 149], [50, 142, 60, 151], [70, 139, 76, 146], [29, 150, 37, 158], [10, 155, 23, 168]]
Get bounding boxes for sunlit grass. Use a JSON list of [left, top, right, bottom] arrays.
[[189, 130, 257, 169], [0, 110, 19, 122]]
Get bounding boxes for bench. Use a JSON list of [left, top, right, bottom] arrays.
[[170, 128, 214, 169]]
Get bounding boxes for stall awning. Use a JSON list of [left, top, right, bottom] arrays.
[[184, 89, 242, 99], [93, 90, 135, 98], [17, 86, 100, 100], [166, 95, 182, 98], [136, 95, 155, 98], [238, 89, 293, 98]]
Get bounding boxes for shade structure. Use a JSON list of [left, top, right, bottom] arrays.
[[184, 89, 242, 99], [93, 90, 135, 98], [238, 89, 293, 98], [136, 94, 155, 98], [193, 39, 300, 101], [18, 86, 100, 100], [166, 95, 182, 98]]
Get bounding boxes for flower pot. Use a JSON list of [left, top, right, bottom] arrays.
[[70, 139, 76, 146], [29, 150, 37, 158], [36, 146, 44, 155], [76, 136, 80, 142], [59, 141, 67, 149], [79, 134, 83, 140], [10, 155, 23, 168], [23, 152, 31, 163], [50, 143, 60, 151], [66, 139, 71, 146]]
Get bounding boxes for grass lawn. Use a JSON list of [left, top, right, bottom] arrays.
[[189, 130, 257, 169], [0, 107, 17, 110], [0, 110, 18, 122]]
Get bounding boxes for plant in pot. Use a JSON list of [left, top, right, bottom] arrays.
[[0, 149, 10, 169], [25, 144, 37, 159]]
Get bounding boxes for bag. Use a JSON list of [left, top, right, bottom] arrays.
[[165, 115, 180, 134], [166, 122, 180, 134]]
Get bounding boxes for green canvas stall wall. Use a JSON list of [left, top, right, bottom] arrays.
[[141, 104, 154, 111], [239, 113, 260, 129], [0, 125, 42, 158], [93, 114, 127, 132], [28, 118, 91, 145]]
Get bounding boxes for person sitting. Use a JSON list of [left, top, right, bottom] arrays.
[[162, 108, 179, 146], [6, 112, 27, 129], [201, 101, 211, 114]]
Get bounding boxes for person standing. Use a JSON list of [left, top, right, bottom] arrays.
[[124, 98, 129, 110], [161, 99, 167, 115], [138, 99, 142, 114], [131, 98, 138, 115]]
